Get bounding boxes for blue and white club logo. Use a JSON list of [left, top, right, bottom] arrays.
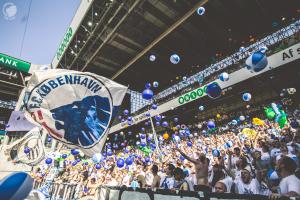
[[25, 73, 114, 148], [2, 2, 17, 21]]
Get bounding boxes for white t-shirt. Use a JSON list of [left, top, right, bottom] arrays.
[[261, 152, 270, 161], [160, 176, 175, 189], [279, 175, 300, 195], [145, 172, 154, 186], [235, 178, 260, 195], [270, 148, 281, 158]]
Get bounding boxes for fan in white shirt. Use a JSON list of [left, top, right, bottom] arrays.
[[269, 156, 300, 200], [235, 166, 260, 195]]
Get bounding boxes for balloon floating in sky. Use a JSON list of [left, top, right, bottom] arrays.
[[155, 115, 162, 121], [142, 88, 154, 100], [125, 157, 133, 165], [239, 116, 245, 121], [219, 72, 229, 81], [207, 121, 215, 129], [242, 93, 252, 101], [71, 149, 79, 156], [174, 117, 179, 123], [199, 105, 204, 111], [163, 133, 169, 140], [117, 158, 125, 168], [152, 104, 158, 110], [206, 82, 222, 99], [123, 109, 129, 115], [149, 54, 156, 62], [145, 83, 151, 89], [162, 121, 169, 128], [245, 50, 268, 73], [170, 54, 180, 64], [197, 7, 205, 15], [153, 81, 159, 88], [95, 163, 101, 170], [45, 158, 52, 165]]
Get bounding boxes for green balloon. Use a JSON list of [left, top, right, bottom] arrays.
[[264, 107, 276, 119]]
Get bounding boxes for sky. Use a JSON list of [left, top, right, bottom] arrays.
[[0, 0, 80, 64]]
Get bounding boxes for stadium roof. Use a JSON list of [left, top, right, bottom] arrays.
[[0, 0, 299, 99], [57, 0, 300, 91]]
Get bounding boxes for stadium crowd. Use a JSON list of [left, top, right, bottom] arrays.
[[31, 102, 300, 199]]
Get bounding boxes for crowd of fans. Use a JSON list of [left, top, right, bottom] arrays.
[[31, 102, 300, 199]]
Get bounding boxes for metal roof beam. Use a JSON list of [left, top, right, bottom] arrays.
[[111, 0, 208, 80], [81, 0, 142, 72]]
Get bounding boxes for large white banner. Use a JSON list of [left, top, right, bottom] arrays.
[[110, 42, 300, 133], [23, 69, 127, 156]]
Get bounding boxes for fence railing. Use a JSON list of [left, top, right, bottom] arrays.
[[32, 181, 299, 200]]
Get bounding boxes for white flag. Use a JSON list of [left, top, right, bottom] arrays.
[[23, 69, 127, 156]]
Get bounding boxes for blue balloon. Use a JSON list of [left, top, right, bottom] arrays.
[[61, 154, 68, 159], [187, 141, 192, 147], [149, 54, 156, 62], [145, 83, 151, 89], [162, 121, 168, 128], [206, 82, 222, 99], [0, 172, 33, 200], [170, 54, 180, 64], [245, 51, 268, 72], [95, 163, 101, 169], [71, 149, 79, 156], [123, 109, 129, 115], [45, 158, 52, 165], [107, 151, 113, 156], [146, 112, 151, 117], [197, 7, 205, 15], [174, 117, 179, 123], [142, 89, 154, 100], [24, 147, 30, 154], [155, 115, 162, 121], [153, 81, 159, 88], [155, 121, 160, 126], [147, 136, 152, 142], [140, 142, 146, 147], [117, 158, 125, 168], [145, 156, 150, 162], [47, 136, 52, 143], [125, 157, 133, 165], [141, 127, 145, 132], [242, 93, 252, 101], [71, 161, 77, 166], [102, 152, 107, 157], [219, 72, 229, 81], [140, 134, 146, 139], [207, 121, 215, 129], [199, 105, 204, 111], [180, 155, 185, 161], [127, 116, 132, 121], [152, 104, 158, 110]]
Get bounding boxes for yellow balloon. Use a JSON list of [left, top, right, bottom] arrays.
[[163, 133, 169, 140], [216, 114, 221, 119]]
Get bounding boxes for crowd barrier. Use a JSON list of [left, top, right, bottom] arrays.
[[32, 181, 299, 200]]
